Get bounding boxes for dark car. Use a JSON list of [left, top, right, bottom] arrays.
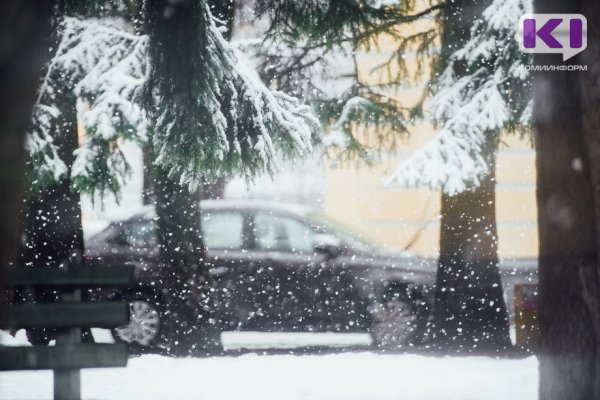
[[85, 200, 437, 349]]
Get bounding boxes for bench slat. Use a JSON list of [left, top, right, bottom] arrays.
[[0, 343, 127, 371], [0, 302, 129, 329], [5, 265, 134, 288]]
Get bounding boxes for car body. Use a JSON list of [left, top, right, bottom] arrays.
[[86, 200, 437, 348]]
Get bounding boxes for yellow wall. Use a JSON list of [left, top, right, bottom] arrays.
[[324, 133, 537, 259], [323, 14, 537, 259]]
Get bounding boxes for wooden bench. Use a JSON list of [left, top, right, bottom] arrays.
[[1, 265, 134, 400]]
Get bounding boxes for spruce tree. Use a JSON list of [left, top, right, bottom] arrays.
[[388, 0, 531, 352], [27, 0, 319, 353]]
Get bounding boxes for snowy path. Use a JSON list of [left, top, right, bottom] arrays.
[[0, 350, 537, 400]]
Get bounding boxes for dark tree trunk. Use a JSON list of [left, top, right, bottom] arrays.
[[154, 166, 220, 354], [536, 0, 600, 398], [431, 0, 511, 352], [142, 146, 155, 205], [580, 1, 600, 396], [20, 93, 85, 344], [0, 0, 53, 322], [435, 150, 511, 352]]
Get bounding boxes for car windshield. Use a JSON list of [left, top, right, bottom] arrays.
[[309, 213, 377, 252]]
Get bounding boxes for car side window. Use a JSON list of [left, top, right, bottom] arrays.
[[253, 212, 316, 254], [202, 211, 245, 250], [116, 220, 156, 247]]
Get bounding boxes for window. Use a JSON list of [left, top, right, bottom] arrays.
[[115, 220, 156, 247], [253, 212, 316, 253], [202, 211, 244, 250]]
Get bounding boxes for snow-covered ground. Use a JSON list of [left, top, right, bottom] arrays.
[[1, 330, 537, 400]]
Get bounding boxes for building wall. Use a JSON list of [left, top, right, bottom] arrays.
[[323, 16, 537, 259], [324, 133, 537, 258]]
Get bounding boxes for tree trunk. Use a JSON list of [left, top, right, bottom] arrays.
[[0, 0, 53, 322], [20, 93, 85, 344], [154, 166, 220, 354], [580, 0, 600, 396], [535, 44, 596, 400], [144, 0, 236, 354], [142, 146, 155, 205], [431, 0, 511, 352], [434, 148, 511, 352], [536, 0, 600, 398]]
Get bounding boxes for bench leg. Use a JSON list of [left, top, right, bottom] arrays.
[[54, 368, 80, 400], [54, 289, 82, 400]]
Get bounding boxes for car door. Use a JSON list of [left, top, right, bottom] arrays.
[[251, 211, 338, 331], [201, 209, 268, 331]]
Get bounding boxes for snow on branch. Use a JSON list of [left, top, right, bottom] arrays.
[[150, 2, 319, 192], [26, 105, 68, 188], [386, 0, 532, 195], [320, 95, 407, 163], [30, 17, 148, 195], [30, 4, 320, 195]]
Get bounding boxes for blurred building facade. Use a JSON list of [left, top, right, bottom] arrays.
[[323, 133, 537, 259], [322, 14, 537, 259]]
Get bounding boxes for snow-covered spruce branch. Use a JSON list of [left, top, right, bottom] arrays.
[[151, 5, 319, 191], [30, 6, 320, 195], [26, 105, 68, 188], [386, 0, 532, 195], [242, 36, 410, 163], [29, 17, 148, 194], [321, 95, 407, 161]]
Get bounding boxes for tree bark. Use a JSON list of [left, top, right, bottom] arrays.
[[536, 0, 600, 398], [0, 0, 53, 323], [580, 0, 600, 396], [535, 52, 596, 400], [435, 151, 511, 352], [431, 0, 511, 352], [154, 166, 220, 354], [142, 146, 155, 205]]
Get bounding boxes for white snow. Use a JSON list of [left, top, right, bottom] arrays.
[[0, 330, 31, 347], [0, 350, 538, 400], [1, 329, 537, 400]]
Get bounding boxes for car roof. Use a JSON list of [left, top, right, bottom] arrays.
[[135, 199, 318, 220]]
